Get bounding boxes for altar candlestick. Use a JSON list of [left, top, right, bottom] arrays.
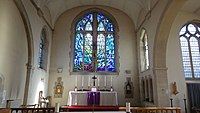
[[81, 76, 84, 87], [126, 102, 131, 112], [75, 76, 78, 87], [104, 76, 107, 87], [55, 103, 60, 113], [98, 76, 100, 87], [88, 76, 90, 87], [111, 76, 113, 87]]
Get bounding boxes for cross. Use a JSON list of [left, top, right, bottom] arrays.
[[92, 76, 97, 86]]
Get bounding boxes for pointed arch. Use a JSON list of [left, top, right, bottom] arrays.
[[153, 0, 187, 106], [14, 0, 34, 105]]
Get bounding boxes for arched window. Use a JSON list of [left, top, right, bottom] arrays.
[[140, 28, 149, 72], [179, 22, 200, 79], [71, 9, 119, 75], [38, 28, 49, 70]]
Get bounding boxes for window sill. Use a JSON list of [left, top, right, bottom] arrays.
[[70, 71, 119, 75]]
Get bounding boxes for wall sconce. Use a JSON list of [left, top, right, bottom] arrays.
[[57, 68, 63, 73]]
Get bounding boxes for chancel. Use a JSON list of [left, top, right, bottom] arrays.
[[1, 0, 200, 113]]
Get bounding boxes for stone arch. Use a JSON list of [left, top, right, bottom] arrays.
[[14, 0, 34, 105], [153, 0, 187, 106]]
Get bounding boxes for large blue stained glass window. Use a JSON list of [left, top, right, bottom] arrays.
[[84, 34, 93, 71], [97, 34, 106, 71], [73, 12, 116, 73], [106, 34, 115, 71], [74, 33, 84, 71], [179, 22, 200, 79]]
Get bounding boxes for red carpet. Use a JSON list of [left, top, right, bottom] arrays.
[[66, 106, 119, 111]]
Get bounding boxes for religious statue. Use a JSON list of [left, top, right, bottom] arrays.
[[38, 91, 47, 108], [124, 77, 133, 98], [172, 82, 179, 95]]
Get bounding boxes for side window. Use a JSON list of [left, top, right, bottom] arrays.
[[179, 22, 200, 79], [38, 28, 49, 70], [140, 28, 149, 72]]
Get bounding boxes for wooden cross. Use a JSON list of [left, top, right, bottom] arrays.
[[92, 76, 97, 86]]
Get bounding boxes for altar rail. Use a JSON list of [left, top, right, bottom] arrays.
[[119, 107, 181, 113], [1, 107, 181, 113]]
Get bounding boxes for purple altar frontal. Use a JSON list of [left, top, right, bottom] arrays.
[[87, 91, 100, 106], [67, 91, 118, 106]]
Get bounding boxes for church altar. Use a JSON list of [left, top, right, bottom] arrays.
[[67, 91, 118, 106]]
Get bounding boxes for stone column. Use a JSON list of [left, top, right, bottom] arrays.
[[153, 67, 170, 106], [23, 63, 32, 105]]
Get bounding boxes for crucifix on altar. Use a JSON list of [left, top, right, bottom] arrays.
[[92, 75, 97, 86]]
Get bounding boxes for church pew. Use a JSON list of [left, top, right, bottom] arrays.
[[10, 106, 181, 113], [11, 107, 55, 113], [0, 108, 11, 113], [119, 107, 181, 113], [65, 106, 119, 111]]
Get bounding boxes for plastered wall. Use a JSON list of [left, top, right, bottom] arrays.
[[49, 6, 139, 106], [0, 0, 27, 107]]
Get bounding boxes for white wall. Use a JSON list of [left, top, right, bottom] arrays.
[[21, 0, 52, 105], [49, 6, 138, 106], [167, 11, 200, 113], [0, 0, 27, 107]]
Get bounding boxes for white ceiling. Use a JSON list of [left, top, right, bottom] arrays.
[[33, 0, 200, 28]]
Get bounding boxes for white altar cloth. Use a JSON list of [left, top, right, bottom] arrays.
[[67, 91, 118, 106]]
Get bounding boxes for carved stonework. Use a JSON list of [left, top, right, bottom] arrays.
[[54, 77, 63, 98], [124, 77, 133, 98]]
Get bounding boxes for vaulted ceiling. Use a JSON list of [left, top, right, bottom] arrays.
[[33, 0, 200, 28]]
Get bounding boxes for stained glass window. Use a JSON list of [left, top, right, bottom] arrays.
[[140, 29, 149, 72], [73, 11, 117, 73], [38, 28, 48, 70], [179, 22, 200, 79]]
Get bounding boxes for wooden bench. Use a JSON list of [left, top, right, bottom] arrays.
[[0, 108, 11, 113]]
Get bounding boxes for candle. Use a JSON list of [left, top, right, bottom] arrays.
[[111, 76, 113, 87], [75, 76, 78, 87], [126, 102, 130, 112], [55, 103, 60, 113], [88, 76, 90, 87], [104, 76, 107, 87], [98, 76, 100, 87], [82, 76, 84, 87]]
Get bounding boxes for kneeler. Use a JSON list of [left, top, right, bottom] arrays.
[[87, 92, 100, 106]]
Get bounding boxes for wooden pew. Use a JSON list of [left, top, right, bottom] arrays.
[[0, 108, 11, 113], [119, 107, 181, 113], [10, 106, 181, 113]]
